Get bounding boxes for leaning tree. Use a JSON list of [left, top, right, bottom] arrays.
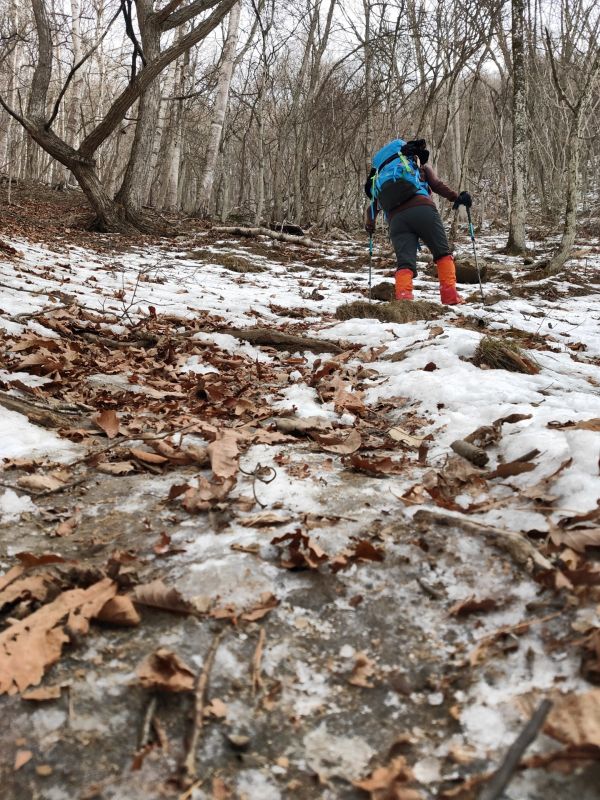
[[0, 0, 237, 233]]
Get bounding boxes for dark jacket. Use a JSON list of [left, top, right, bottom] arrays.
[[365, 164, 458, 228]]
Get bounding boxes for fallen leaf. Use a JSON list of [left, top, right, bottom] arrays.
[[0, 574, 52, 611], [17, 474, 64, 492], [96, 461, 136, 475], [207, 429, 240, 479], [448, 596, 499, 617], [544, 690, 600, 747], [182, 477, 235, 512], [14, 750, 32, 771], [239, 593, 279, 621], [0, 578, 116, 695], [21, 685, 62, 701], [353, 755, 423, 799], [204, 698, 228, 718], [348, 651, 376, 688], [132, 579, 196, 615], [96, 595, 141, 626], [15, 552, 67, 568], [486, 453, 539, 479], [54, 513, 80, 538], [548, 418, 600, 432], [130, 448, 169, 465], [271, 530, 329, 570], [330, 539, 385, 573], [388, 427, 426, 448], [550, 528, 600, 553], [92, 409, 120, 439], [346, 453, 406, 476], [311, 428, 362, 454], [239, 511, 292, 527], [137, 648, 195, 692]]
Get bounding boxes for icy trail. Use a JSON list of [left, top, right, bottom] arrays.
[[0, 228, 599, 799]]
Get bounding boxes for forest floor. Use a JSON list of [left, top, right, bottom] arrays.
[[0, 183, 599, 800]]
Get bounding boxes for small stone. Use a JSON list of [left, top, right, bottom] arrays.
[[227, 734, 251, 750], [36, 765, 53, 776]]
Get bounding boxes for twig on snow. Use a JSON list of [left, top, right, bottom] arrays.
[[251, 627, 266, 695], [179, 630, 224, 789], [479, 699, 553, 800], [414, 509, 553, 572]]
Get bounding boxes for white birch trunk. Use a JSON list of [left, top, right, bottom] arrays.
[[196, 1, 241, 217], [506, 0, 528, 254]]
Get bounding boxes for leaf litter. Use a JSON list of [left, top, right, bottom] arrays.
[[1, 227, 600, 798]]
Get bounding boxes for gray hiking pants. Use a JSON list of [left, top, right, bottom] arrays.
[[388, 204, 451, 276]]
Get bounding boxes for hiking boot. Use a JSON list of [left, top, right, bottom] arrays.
[[395, 269, 414, 301], [436, 255, 464, 305]]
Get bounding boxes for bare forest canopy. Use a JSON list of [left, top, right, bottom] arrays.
[[0, 0, 600, 253]]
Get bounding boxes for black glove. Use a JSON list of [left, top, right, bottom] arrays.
[[452, 191, 472, 210]]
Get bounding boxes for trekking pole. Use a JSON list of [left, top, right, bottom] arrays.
[[368, 233, 373, 301], [466, 206, 485, 304]]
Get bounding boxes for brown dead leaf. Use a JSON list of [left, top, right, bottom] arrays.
[[96, 595, 140, 627], [17, 474, 64, 492], [239, 593, 279, 622], [550, 527, 600, 553], [0, 578, 116, 695], [207, 429, 240, 479], [388, 427, 426, 448], [353, 755, 423, 799], [14, 750, 33, 771], [544, 690, 600, 747], [92, 410, 120, 439], [182, 477, 235, 512], [448, 596, 499, 617], [22, 685, 62, 701], [330, 540, 385, 573], [486, 451, 539, 479], [271, 530, 329, 570], [0, 574, 52, 611], [54, 512, 80, 538], [96, 461, 136, 475], [239, 511, 292, 527], [348, 651, 376, 688], [330, 377, 366, 415], [311, 428, 362, 454], [132, 579, 195, 615], [137, 648, 195, 692], [0, 565, 24, 593], [346, 453, 406, 476], [130, 448, 169, 465], [548, 418, 600, 432], [15, 552, 67, 568], [204, 698, 228, 719]]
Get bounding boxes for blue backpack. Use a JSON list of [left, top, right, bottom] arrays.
[[368, 139, 429, 213]]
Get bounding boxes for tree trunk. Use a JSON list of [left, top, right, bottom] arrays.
[[506, 0, 528, 255], [115, 2, 161, 214], [196, 1, 241, 217]]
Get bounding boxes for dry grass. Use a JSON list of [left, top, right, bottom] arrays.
[[473, 335, 540, 374], [218, 254, 266, 273], [335, 299, 441, 324]]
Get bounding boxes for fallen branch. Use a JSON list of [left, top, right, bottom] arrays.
[[414, 509, 553, 571], [179, 630, 223, 789], [0, 390, 90, 431], [450, 439, 489, 467], [221, 326, 344, 354], [212, 225, 322, 249], [479, 699, 553, 800]]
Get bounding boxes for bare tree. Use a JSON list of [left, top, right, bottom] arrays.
[[0, 0, 237, 232]]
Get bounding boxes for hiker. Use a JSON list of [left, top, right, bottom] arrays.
[[364, 138, 472, 305]]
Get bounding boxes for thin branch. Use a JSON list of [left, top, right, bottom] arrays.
[[46, 5, 121, 130]]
